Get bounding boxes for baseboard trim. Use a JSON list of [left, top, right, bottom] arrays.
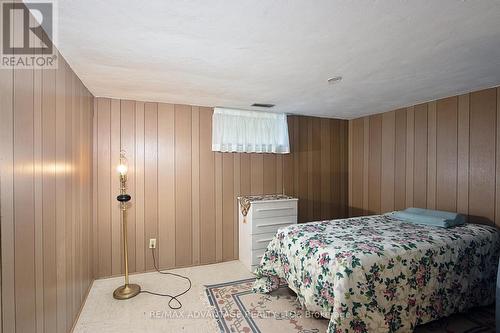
[[70, 279, 95, 333]]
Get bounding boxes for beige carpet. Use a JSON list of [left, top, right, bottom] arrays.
[[205, 278, 496, 333], [74, 261, 254, 333]]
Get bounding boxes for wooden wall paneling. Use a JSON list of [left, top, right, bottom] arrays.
[[77, 81, 84, 301], [330, 119, 342, 219], [92, 98, 98, 278], [250, 154, 264, 195], [88, 90, 94, 286], [348, 87, 500, 227], [13, 17, 36, 331], [222, 154, 234, 261], [79, 84, 85, 289], [86, 91, 92, 285], [240, 153, 251, 196], [77, 81, 84, 300], [199, 107, 216, 263], [157, 103, 176, 268], [436, 97, 458, 212], [72, 75, 82, 313], [362, 117, 369, 214], [348, 120, 353, 216], [283, 117, 294, 195], [320, 118, 332, 219], [33, 15, 46, 331], [214, 152, 223, 262], [83, 87, 92, 290], [73, 77, 82, 310], [469, 89, 497, 224], [311, 118, 322, 220], [457, 94, 470, 217], [275, 155, 283, 194], [80, 81, 86, 300], [307, 119, 314, 221], [55, 53, 67, 333], [81, 82, 89, 296], [426, 101, 437, 209], [0, 17, 14, 333], [368, 115, 382, 214], [394, 109, 407, 210], [174, 104, 192, 266], [405, 107, 415, 208], [69, 74, 93, 328], [413, 104, 428, 208], [298, 117, 309, 222], [34, 42, 44, 333], [339, 120, 348, 218], [73, 77, 94, 326], [134, 102, 145, 272], [82, 80, 89, 299], [86, 92, 91, 284], [304, 119, 312, 219], [263, 154, 276, 194], [380, 111, 395, 213], [110, 99, 122, 275], [97, 98, 112, 277], [191, 107, 200, 265], [65, 68, 75, 326], [144, 103, 159, 269], [11, 32, 36, 332], [90, 92, 95, 284], [120, 100, 137, 272], [350, 118, 364, 216], [233, 154, 241, 259], [71, 77, 78, 309], [293, 117, 300, 199], [497, 88, 500, 226], [93, 99, 350, 274], [1, 10, 94, 330], [72, 78, 79, 310]]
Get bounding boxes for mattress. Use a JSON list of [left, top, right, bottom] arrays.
[[253, 214, 500, 333]]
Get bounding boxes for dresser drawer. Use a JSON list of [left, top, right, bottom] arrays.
[[251, 215, 297, 235], [252, 200, 297, 219], [251, 232, 276, 250]]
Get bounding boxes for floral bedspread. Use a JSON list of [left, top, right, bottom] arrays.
[[253, 215, 500, 333]]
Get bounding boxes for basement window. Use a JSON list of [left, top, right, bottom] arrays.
[[212, 107, 290, 154]]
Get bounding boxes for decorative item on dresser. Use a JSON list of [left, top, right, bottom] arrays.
[[238, 195, 298, 272]]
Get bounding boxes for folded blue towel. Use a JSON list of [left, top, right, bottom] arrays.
[[403, 207, 465, 223], [389, 208, 465, 228]]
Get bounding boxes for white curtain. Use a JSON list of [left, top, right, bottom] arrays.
[[212, 108, 290, 153]]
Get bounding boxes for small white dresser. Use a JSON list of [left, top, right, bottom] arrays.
[[238, 195, 298, 272]]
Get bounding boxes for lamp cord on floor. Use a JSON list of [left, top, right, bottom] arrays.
[[139, 248, 192, 310]]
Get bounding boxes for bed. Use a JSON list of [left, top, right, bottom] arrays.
[[253, 214, 500, 333]]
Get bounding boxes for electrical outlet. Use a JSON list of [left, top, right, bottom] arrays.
[[149, 238, 156, 249]]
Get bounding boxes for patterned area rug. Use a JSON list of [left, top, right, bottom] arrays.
[[205, 278, 495, 333]]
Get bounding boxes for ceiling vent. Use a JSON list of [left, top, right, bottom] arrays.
[[251, 103, 275, 108]]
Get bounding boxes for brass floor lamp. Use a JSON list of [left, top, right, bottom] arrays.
[[113, 151, 141, 300]]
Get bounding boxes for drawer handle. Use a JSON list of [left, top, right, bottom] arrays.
[[256, 207, 294, 212], [256, 238, 273, 243], [256, 221, 293, 227]]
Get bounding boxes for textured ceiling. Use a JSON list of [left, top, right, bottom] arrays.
[[55, 0, 500, 119]]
